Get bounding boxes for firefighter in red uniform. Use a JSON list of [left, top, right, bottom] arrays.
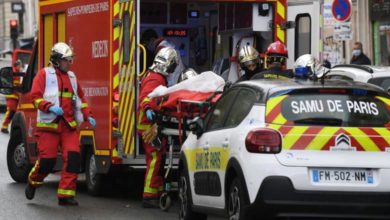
[[137, 47, 179, 208], [252, 41, 293, 80], [25, 42, 95, 206], [1, 60, 23, 133]]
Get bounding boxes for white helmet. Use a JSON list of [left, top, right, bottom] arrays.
[[294, 54, 317, 78], [294, 54, 329, 78], [50, 42, 74, 66], [238, 45, 260, 68], [177, 68, 198, 83], [150, 47, 179, 76]]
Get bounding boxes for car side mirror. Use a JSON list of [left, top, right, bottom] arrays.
[[189, 116, 204, 138], [0, 67, 14, 95], [387, 87, 390, 96]]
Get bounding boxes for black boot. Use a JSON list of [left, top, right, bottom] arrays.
[[1, 128, 9, 134], [58, 197, 79, 206], [142, 198, 160, 208], [25, 184, 36, 200]]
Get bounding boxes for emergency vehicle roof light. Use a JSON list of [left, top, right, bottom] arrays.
[[295, 67, 310, 78], [245, 128, 281, 154]]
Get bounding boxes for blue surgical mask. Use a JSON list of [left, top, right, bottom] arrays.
[[352, 49, 361, 57]]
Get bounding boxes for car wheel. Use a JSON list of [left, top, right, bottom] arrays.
[[228, 177, 250, 220], [85, 149, 105, 196], [7, 128, 31, 183], [179, 167, 207, 220]]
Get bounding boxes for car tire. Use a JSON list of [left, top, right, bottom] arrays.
[[228, 177, 250, 220], [85, 149, 106, 196], [178, 167, 207, 220], [7, 128, 31, 183]]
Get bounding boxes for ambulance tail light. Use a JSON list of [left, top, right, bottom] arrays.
[[319, 89, 346, 94], [112, 91, 119, 116], [113, 91, 120, 101], [112, 105, 119, 127], [112, 117, 118, 128], [245, 128, 281, 153], [113, 104, 119, 115]]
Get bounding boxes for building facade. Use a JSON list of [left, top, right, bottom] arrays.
[[0, 0, 37, 53], [369, 0, 390, 65]]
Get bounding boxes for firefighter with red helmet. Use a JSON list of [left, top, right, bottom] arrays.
[[237, 45, 263, 82], [25, 42, 95, 206], [137, 47, 179, 208], [252, 41, 293, 80], [1, 60, 23, 133]]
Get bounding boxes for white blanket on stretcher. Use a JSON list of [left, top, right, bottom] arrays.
[[147, 71, 225, 98]]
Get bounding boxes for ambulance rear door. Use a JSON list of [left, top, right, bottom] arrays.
[[116, 0, 141, 163], [286, 0, 320, 68]]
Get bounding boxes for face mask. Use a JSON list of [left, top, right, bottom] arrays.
[[352, 49, 361, 57]]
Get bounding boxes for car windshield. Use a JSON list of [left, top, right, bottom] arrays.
[[266, 89, 390, 127]]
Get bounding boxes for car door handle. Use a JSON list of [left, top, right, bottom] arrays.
[[222, 139, 229, 148]]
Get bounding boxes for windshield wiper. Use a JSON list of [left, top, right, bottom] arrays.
[[294, 117, 343, 126]]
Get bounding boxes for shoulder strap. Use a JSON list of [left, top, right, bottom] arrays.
[[67, 71, 78, 95]]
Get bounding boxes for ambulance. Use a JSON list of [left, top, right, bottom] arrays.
[[0, 0, 289, 195], [179, 78, 390, 219]]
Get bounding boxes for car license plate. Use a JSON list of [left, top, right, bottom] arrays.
[[310, 168, 374, 185]]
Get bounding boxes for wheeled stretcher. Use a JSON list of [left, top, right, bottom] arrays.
[[145, 71, 225, 210], [156, 99, 212, 211]]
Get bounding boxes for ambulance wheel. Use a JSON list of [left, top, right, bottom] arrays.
[[7, 128, 31, 183], [85, 149, 105, 196], [227, 177, 250, 220], [178, 167, 207, 220], [159, 192, 172, 211]]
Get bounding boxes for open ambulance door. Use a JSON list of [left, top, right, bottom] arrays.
[[286, 1, 320, 69], [114, 0, 143, 163], [12, 49, 32, 73], [0, 48, 33, 95]]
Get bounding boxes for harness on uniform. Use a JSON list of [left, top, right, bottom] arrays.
[[38, 67, 83, 126]]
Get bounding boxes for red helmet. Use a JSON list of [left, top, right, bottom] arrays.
[[266, 41, 288, 58]]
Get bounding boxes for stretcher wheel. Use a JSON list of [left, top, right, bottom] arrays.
[[159, 192, 172, 211]]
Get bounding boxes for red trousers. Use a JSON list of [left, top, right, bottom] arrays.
[[28, 120, 81, 198], [1, 98, 18, 129], [142, 138, 166, 199]]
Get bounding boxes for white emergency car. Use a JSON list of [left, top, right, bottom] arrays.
[[327, 64, 390, 92], [178, 79, 390, 220]]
